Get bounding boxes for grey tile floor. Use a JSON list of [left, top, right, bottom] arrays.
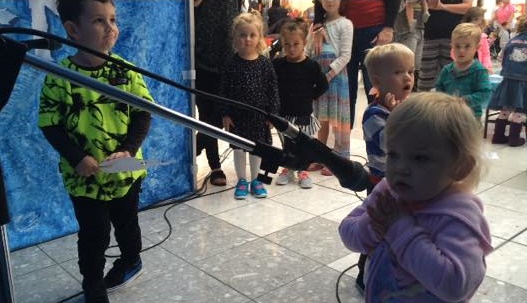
[[9, 83, 527, 303]]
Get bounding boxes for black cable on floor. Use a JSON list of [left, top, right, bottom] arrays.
[[335, 263, 358, 303], [56, 148, 234, 303], [104, 147, 234, 258]]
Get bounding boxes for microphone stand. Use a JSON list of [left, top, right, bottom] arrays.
[[0, 165, 14, 303], [22, 51, 287, 183]]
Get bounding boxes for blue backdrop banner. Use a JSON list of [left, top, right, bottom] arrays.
[[0, 0, 193, 250]]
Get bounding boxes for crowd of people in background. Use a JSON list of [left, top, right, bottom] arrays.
[[192, 0, 527, 302], [192, 0, 527, 192], [197, 0, 527, 183]]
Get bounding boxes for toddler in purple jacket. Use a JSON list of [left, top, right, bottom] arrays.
[[339, 92, 493, 303]]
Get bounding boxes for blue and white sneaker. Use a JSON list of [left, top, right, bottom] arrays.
[[234, 179, 249, 200], [250, 179, 267, 198]]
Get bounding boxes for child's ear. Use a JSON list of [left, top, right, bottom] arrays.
[[370, 73, 381, 88], [451, 155, 475, 181], [63, 21, 78, 40]]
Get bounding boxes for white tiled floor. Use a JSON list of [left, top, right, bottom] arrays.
[[9, 84, 527, 303]]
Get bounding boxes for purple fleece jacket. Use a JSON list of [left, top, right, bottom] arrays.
[[339, 179, 493, 303]]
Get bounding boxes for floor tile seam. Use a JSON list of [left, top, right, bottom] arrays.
[[316, 182, 366, 198], [235, 262, 327, 300], [484, 201, 527, 216], [266, 186, 303, 198], [475, 183, 499, 194], [490, 171, 527, 186], [493, 172, 527, 187], [186, 245, 306, 301], [132, 246, 254, 303], [11, 245, 57, 278], [11, 260, 67, 281], [37, 241, 77, 265], [491, 227, 527, 252], [132, 241, 244, 289], [265, 188, 363, 218], [149, 217, 264, 262], [255, 264, 356, 300], [250, 265, 347, 303], [184, 193, 254, 216], [483, 273, 527, 292], [140, 204, 214, 236], [264, 195, 327, 217], [56, 260, 82, 284], [263, 232, 352, 270], [190, 236, 326, 275]]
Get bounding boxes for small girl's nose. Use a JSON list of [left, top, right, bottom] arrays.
[[393, 160, 410, 175]]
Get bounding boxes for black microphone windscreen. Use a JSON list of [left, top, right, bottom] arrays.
[[21, 38, 62, 51]]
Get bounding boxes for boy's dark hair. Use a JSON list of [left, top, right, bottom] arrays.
[[279, 17, 308, 39], [56, 0, 115, 24]]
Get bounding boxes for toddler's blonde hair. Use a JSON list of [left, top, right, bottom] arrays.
[[451, 22, 481, 44], [364, 43, 414, 78], [385, 92, 485, 191], [231, 10, 268, 55]]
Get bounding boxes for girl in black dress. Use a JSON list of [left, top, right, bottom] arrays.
[[221, 11, 280, 199]]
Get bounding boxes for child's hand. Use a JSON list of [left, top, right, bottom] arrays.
[[75, 155, 100, 177], [310, 24, 327, 56], [367, 192, 409, 237], [223, 116, 235, 132], [384, 93, 402, 111], [326, 69, 336, 82], [371, 27, 394, 46], [105, 151, 131, 161]]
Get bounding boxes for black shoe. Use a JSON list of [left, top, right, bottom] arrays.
[[210, 169, 227, 186], [104, 258, 143, 293]]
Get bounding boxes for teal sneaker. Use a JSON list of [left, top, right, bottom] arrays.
[[234, 179, 249, 200], [250, 179, 267, 198]]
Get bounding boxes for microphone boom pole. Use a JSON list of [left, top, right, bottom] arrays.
[[24, 52, 257, 153]]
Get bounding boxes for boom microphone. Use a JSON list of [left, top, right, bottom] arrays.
[[268, 114, 373, 192], [20, 38, 62, 51]]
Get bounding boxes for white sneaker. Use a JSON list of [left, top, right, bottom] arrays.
[[298, 171, 313, 189], [276, 168, 294, 185]]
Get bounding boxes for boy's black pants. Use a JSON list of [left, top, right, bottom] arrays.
[[70, 179, 142, 294]]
